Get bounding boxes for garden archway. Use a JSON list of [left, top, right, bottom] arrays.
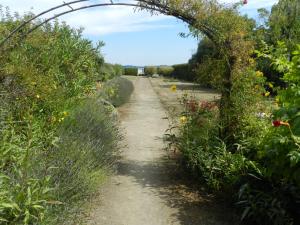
[[0, 0, 253, 145]]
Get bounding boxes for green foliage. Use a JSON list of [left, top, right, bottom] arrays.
[[124, 67, 138, 76], [48, 98, 121, 203], [144, 66, 157, 76], [99, 77, 134, 107], [0, 9, 132, 224], [157, 66, 174, 77], [99, 63, 124, 80], [189, 38, 225, 88], [171, 43, 300, 225], [170, 64, 195, 81], [251, 0, 300, 89], [268, 0, 300, 52], [256, 42, 300, 184]]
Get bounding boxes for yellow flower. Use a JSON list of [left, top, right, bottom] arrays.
[[170, 85, 177, 92], [248, 58, 255, 64], [264, 92, 270, 97], [180, 116, 187, 124], [255, 71, 264, 77], [63, 111, 68, 117], [36, 94, 40, 99], [268, 82, 274, 88]]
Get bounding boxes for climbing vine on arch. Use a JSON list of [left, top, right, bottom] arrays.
[[0, 0, 257, 147]]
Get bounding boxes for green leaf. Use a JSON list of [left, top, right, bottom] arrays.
[[241, 207, 251, 221], [292, 135, 300, 144], [24, 209, 30, 225], [32, 205, 44, 210]]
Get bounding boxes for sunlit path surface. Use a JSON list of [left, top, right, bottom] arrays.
[[86, 77, 237, 225]]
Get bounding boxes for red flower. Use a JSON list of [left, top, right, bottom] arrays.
[[272, 120, 290, 127], [272, 120, 281, 127]]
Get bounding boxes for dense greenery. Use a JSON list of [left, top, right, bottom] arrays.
[[268, 0, 300, 52], [124, 67, 138, 76], [157, 66, 174, 77], [167, 0, 300, 224], [0, 9, 132, 224], [144, 66, 157, 76], [100, 63, 124, 80], [169, 64, 194, 81], [1, 0, 299, 224]]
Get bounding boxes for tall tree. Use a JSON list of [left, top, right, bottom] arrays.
[[269, 0, 300, 51]]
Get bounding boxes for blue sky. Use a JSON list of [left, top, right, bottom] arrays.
[[1, 0, 278, 66]]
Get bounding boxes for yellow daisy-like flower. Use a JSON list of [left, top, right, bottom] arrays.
[[264, 92, 270, 97], [255, 71, 264, 77], [170, 85, 177, 92], [180, 116, 187, 124], [36, 94, 40, 99]]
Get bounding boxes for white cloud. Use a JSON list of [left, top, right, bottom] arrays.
[[220, 0, 279, 9], [0, 0, 173, 35], [0, 0, 279, 35], [63, 5, 173, 35]]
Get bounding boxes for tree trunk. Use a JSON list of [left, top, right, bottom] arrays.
[[219, 54, 236, 148]]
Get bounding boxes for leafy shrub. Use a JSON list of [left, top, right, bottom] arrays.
[[170, 64, 195, 81], [188, 37, 224, 88], [44, 99, 121, 221], [100, 77, 134, 107], [170, 42, 300, 225], [168, 43, 300, 225], [144, 66, 157, 76], [157, 66, 174, 76], [237, 42, 300, 224], [99, 63, 124, 80], [124, 67, 138, 76], [0, 8, 132, 224]]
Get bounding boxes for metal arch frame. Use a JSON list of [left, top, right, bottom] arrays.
[[0, 0, 219, 48]]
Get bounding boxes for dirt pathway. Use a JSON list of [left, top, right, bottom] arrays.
[[86, 77, 238, 225]]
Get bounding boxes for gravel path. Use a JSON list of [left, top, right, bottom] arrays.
[[86, 77, 238, 225]]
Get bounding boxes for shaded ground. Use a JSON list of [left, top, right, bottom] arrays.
[[85, 76, 238, 225]]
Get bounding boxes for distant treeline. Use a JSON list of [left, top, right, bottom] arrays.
[[123, 65, 193, 81]]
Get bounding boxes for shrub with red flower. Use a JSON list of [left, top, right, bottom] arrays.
[[186, 99, 198, 112], [199, 101, 218, 111]]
